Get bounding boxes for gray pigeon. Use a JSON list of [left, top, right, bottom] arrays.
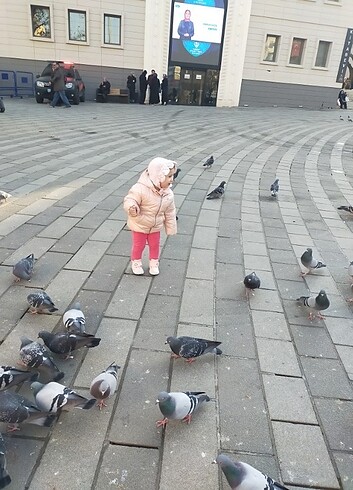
[[19, 337, 64, 383], [297, 289, 330, 320], [27, 291, 58, 314], [0, 390, 56, 432], [0, 191, 11, 204], [203, 155, 214, 168], [90, 363, 120, 410], [0, 434, 11, 488], [63, 303, 86, 333], [12, 253, 35, 282], [338, 205, 353, 215], [38, 330, 101, 358], [270, 178, 279, 197], [31, 382, 96, 413], [300, 248, 326, 276], [213, 454, 289, 490], [0, 366, 38, 391], [244, 272, 261, 296], [166, 336, 222, 363], [206, 181, 226, 200], [156, 390, 210, 428]]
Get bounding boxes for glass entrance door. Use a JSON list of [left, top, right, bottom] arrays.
[[168, 66, 219, 106]]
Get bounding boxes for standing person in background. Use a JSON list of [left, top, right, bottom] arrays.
[[338, 88, 348, 109], [161, 74, 169, 105], [49, 62, 71, 108], [127, 73, 137, 103], [139, 70, 147, 104], [148, 70, 160, 105], [123, 157, 177, 276]]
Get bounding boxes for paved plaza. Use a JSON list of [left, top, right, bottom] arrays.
[[0, 98, 353, 489]]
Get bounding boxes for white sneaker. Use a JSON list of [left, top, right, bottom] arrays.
[[131, 260, 144, 275], [149, 259, 159, 275]]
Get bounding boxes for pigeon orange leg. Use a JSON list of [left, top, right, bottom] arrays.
[[97, 400, 107, 410], [13, 277, 21, 283], [185, 358, 196, 364], [308, 312, 315, 320], [156, 418, 169, 428], [171, 353, 180, 359], [7, 424, 20, 432], [316, 312, 325, 320], [182, 414, 192, 424]]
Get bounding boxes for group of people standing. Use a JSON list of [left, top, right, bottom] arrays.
[[138, 70, 169, 105]]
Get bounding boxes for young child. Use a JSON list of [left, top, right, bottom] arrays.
[[123, 157, 177, 275]]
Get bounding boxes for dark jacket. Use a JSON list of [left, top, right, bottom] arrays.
[[178, 20, 194, 39], [51, 66, 65, 92], [99, 80, 111, 95]]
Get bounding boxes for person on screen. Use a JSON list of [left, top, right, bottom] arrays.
[[177, 9, 194, 40]]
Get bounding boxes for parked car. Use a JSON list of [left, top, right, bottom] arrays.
[[34, 62, 85, 105]]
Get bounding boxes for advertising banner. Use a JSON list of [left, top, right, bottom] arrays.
[[336, 28, 353, 84], [169, 0, 226, 67]]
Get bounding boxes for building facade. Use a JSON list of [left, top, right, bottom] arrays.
[[0, 0, 351, 108]]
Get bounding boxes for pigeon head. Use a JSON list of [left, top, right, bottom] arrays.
[[306, 248, 313, 255], [156, 391, 170, 404], [213, 454, 244, 487], [31, 381, 45, 396], [350, 261, 353, 266], [220, 181, 226, 188], [38, 331, 54, 343]]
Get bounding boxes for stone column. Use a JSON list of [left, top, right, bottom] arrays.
[[143, 0, 171, 76]]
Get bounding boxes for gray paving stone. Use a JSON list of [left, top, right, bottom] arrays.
[[106, 228, 132, 257], [38, 216, 80, 238], [75, 208, 112, 229], [218, 357, 272, 454], [216, 299, 256, 358], [315, 399, 353, 451], [74, 289, 111, 333], [333, 452, 353, 490], [291, 324, 338, 358], [180, 278, 214, 325], [218, 218, 241, 238], [272, 421, 339, 488], [336, 345, 353, 380], [105, 274, 152, 320], [272, 262, 303, 282], [89, 219, 125, 242], [216, 236, 243, 264], [192, 225, 218, 249], [276, 279, 309, 301], [2, 237, 57, 266], [51, 227, 93, 254], [282, 298, 326, 327], [301, 357, 353, 399], [45, 269, 90, 311], [250, 289, 283, 312], [0, 223, 44, 249], [178, 199, 202, 216], [162, 234, 192, 260], [83, 255, 128, 292], [257, 338, 301, 376], [252, 310, 291, 340], [264, 227, 288, 239], [108, 349, 169, 447], [150, 258, 187, 297], [187, 248, 215, 280], [263, 374, 317, 423], [27, 251, 72, 289], [133, 294, 180, 350], [216, 263, 244, 300], [95, 445, 159, 490], [175, 214, 197, 235], [244, 254, 272, 271], [64, 240, 110, 271]]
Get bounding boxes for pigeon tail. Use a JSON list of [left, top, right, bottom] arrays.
[[48, 307, 58, 313], [79, 398, 96, 410], [27, 412, 56, 427], [315, 262, 326, 269], [0, 472, 11, 489], [86, 338, 101, 348], [214, 348, 222, 355], [53, 371, 65, 382]]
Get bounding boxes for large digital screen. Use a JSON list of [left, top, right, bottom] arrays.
[[169, 0, 226, 68]]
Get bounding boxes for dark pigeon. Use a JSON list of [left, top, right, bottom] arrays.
[[338, 205, 353, 215], [12, 253, 35, 282], [19, 337, 64, 383], [297, 289, 330, 320], [156, 391, 210, 428], [244, 272, 261, 296], [27, 291, 58, 314], [166, 336, 222, 363], [213, 453, 289, 490], [203, 155, 214, 168], [270, 178, 279, 197], [206, 181, 226, 200], [0, 434, 11, 488], [0, 366, 38, 391], [174, 168, 181, 179], [38, 330, 101, 358], [0, 390, 56, 431]]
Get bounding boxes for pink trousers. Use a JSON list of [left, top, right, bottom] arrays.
[[131, 231, 160, 260]]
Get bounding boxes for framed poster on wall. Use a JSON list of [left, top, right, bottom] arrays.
[[169, 0, 227, 68]]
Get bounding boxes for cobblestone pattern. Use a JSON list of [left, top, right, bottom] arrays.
[[0, 99, 352, 489]]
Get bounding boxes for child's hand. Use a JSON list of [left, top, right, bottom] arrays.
[[129, 205, 139, 217]]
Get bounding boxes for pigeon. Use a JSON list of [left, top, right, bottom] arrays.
[[349, 115, 352, 122], [0, 434, 11, 488], [244, 272, 261, 296], [340, 115, 344, 120], [19, 337, 64, 383], [270, 178, 279, 197], [337, 205, 353, 215], [38, 330, 101, 358], [203, 155, 214, 168], [0, 366, 38, 391], [296, 289, 330, 320], [206, 181, 226, 200], [63, 303, 86, 333], [12, 253, 35, 282], [174, 168, 181, 180], [300, 248, 326, 276], [156, 390, 210, 428], [0, 192, 11, 204], [90, 363, 120, 410], [166, 336, 222, 363], [213, 454, 289, 490], [31, 382, 96, 413], [0, 390, 56, 432], [27, 291, 58, 314]]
